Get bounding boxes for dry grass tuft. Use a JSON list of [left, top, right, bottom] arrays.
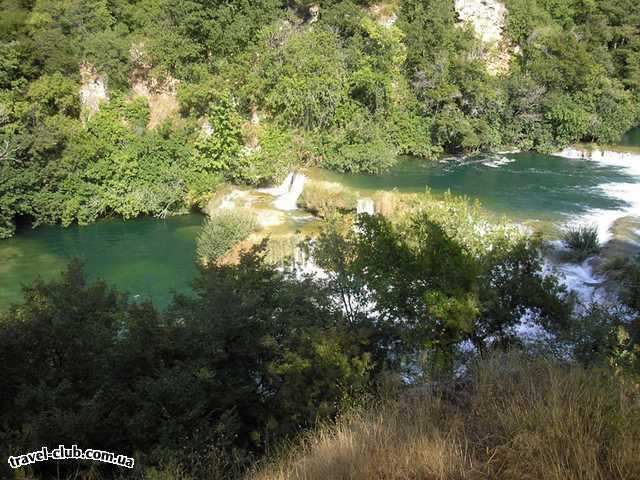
[[250, 353, 640, 480]]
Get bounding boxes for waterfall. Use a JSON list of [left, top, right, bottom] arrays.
[[259, 172, 307, 211]]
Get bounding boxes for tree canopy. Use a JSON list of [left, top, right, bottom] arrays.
[[1, 0, 639, 236]]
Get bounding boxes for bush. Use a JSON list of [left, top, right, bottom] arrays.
[[320, 110, 398, 174], [197, 209, 257, 264], [562, 224, 600, 261], [298, 180, 358, 217]]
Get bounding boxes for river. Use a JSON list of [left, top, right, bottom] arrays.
[[0, 214, 203, 309], [1, 130, 639, 311], [317, 151, 638, 229]]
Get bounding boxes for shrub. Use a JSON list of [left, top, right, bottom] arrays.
[[227, 124, 294, 186], [197, 209, 257, 264], [562, 224, 600, 261], [298, 180, 358, 217]]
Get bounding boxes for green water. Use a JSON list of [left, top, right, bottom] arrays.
[[620, 127, 640, 147], [0, 214, 204, 310], [3, 129, 640, 311], [318, 152, 638, 223]]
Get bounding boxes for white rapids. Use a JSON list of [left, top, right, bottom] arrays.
[[259, 171, 307, 211], [554, 147, 640, 243]]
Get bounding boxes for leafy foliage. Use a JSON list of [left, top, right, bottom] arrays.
[[314, 205, 571, 372], [1, 0, 639, 235], [0, 252, 373, 478], [196, 209, 257, 263]]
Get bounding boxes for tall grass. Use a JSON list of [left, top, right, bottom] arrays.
[[562, 224, 600, 261], [250, 353, 640, 480]]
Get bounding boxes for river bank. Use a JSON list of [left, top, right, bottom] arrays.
[[2, 138, 640, 311]]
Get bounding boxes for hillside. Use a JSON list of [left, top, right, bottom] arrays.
[[1, 0, 640, 238], [251, 353, 640, 480]]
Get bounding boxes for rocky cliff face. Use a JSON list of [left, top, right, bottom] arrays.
[[453, 0, 515, 75], [129, 43, 180, 129], [79, 63, 108, 119], [454, 0, 506, 45], [131, 76, 180, 129]]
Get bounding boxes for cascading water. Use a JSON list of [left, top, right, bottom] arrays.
[[356, 198, 375, 215], [550, 147, 640, 306], [259, 171, 307, 211], [554, 148, 640, 243]]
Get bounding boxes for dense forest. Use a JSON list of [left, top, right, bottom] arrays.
[[1, 0, 640, 237]]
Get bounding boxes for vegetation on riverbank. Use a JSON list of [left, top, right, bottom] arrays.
[[562, 224, 601, 262], [2, 0, 640, 237], [2, 201, 639, 479], [197, 209, 258, 265]]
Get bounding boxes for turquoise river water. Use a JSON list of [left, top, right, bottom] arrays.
[[0, 214, 204, 309], [2, 129, 639, 310]]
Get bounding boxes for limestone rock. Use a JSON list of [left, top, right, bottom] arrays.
[[453, 0, 516, 75], [307, 4, 320, 24], [131, 75, 180, 129], [454, 0, 506, 45], [129, 43, 180, 129], [79, 63, 108, 119]]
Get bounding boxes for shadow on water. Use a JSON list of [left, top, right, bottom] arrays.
[[0, 213, 205, 311]]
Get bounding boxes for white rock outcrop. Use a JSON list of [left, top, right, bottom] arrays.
[[454, 0, 506, 45], [453, 0, 515, 75], [79, 63, 108, 119]]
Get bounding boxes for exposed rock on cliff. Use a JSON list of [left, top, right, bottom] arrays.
[[130, 76, 180, 129], [79, 63, 108, 120], [129, 43, 180, 129], [454, 0, 505, 44], [307, 4, 320, 24], [453, 0, 516, 75]]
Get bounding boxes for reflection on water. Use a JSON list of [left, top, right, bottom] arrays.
[[0, 214, 204, 310]]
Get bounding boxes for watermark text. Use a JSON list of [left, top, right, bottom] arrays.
[[8, 445, 134, 469]]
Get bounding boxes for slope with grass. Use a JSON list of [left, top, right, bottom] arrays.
[[251, 353, 640, 480]]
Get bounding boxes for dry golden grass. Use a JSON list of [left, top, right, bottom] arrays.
[[250, 353, 640, 480]]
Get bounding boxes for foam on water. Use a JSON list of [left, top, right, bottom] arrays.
[[557, 261, 607, 305], [556, 148, 640, 176], [259, 172, 307, 211], [555, 148, 640, 244], [482, 155, 515, 168]]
